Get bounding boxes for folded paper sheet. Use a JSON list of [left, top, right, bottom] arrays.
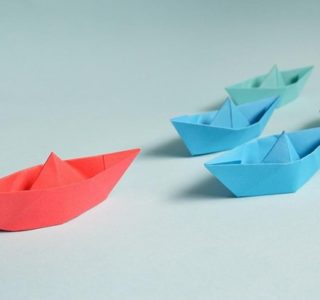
[[0, 149, 140, 231], [205, 128, 320, 197], [225, 65, 313, 107], [171, 96, 279, 156]]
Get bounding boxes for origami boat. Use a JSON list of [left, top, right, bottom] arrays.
[[225, 65, 313, 107], [0, 148, 140, 231], [205, 128, 320, 197], [171, 96, 279, 156]]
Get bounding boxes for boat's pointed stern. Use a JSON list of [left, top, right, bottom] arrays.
[[204, 161, 241, 197], [204, 145, 246, 197], [170, 117, 199, 155]]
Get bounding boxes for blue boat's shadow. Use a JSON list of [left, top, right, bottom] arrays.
[[142, 138, 190, 158], [173, 176, 233, 201], [142, 98, 226, 159]]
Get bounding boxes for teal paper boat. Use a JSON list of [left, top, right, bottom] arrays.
[[205, 128, 320, 197], [225, 65, 313, 107], [171, 96, 279, 156]]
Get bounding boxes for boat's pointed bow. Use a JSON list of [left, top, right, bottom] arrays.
[[293, 65, 313, 83], [122, 148, 141, 160], [299, 65, 314, 85], [103, 148, 141, 169], [304, 65, 314, 74]]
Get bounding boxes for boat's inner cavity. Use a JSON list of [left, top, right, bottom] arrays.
[[288, 75, 299, 85], [251, 74, 300, 88]]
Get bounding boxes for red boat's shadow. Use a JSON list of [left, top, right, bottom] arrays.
[[142, 137, 190, 158]]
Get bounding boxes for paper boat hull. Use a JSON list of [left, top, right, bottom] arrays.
[[226, 66, 313, 107], [171, 122, 264, 155], [205, 128, 320, 197], [206, 156, 319, 197], [171, 97, 278, 156], [0, 149, 140, 231]]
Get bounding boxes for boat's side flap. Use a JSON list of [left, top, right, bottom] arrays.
[[238, 96, 279, 124], [0, 166, 42, 192], [67, 149, 140, 177], [262, 132, 300, 163]]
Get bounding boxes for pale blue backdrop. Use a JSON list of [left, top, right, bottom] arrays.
[[0, 0, 320, 299]]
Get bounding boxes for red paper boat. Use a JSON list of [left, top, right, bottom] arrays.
[[0, 148, 140, 231]]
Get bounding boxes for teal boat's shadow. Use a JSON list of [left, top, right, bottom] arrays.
[[142, 137, 190, 158], [173, 176, 233, 201], [302, 118, 320, 130], [198, 97, 225, 112]]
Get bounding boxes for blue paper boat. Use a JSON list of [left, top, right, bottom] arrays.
[[171, 96, 279, 156], [205, 128, 320, 197], [225, 65, 313, 107]]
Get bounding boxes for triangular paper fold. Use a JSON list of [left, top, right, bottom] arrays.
[[30, 152, 85, 190], [262, 131, 300, 163], [210, 99, 250, 128], [260, 65, 285, 88]]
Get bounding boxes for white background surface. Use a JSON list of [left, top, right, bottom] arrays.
[[1, 0, 320, 299]]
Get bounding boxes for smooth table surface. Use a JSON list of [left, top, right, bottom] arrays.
[[1, 0, 320, 299]]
